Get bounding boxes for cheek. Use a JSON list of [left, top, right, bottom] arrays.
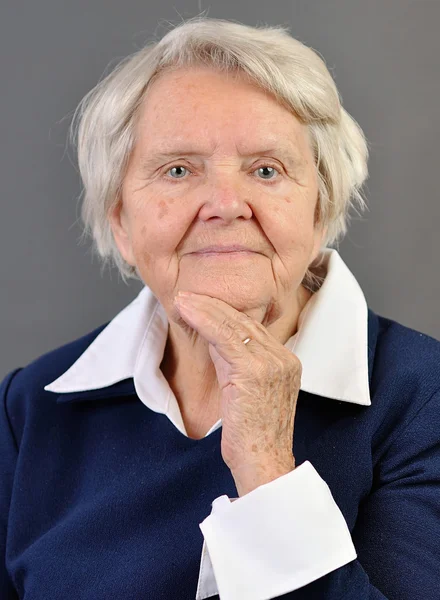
[[263, 206, 318, 274], [157, 199, 169, 220], [130, 198, 189, 260], [269, 199, 315, 244]]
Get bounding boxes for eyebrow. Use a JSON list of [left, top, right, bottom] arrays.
[[139, 146, 307, 170]]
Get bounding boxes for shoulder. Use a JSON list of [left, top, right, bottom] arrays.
[[368, 308, 440, 439], [0, 321, 110, 413], [372, 310, 440, 385]]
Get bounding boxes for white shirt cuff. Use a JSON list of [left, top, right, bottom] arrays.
[[196, 460, 357, 600]]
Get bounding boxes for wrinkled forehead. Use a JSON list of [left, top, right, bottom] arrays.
[[132, 67, 313, 163]]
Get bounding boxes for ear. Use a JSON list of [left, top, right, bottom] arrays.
[[107, 199, 137, 267]]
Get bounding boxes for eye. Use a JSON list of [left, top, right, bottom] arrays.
[[166, 165, 190, 179], [163, 163, 281, 182], [253, 165, 280, 181]]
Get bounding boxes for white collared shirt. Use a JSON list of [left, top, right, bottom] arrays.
[[45, 248, 370, 600]]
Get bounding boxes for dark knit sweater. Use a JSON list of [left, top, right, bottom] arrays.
[[1, 308, 439, 599]]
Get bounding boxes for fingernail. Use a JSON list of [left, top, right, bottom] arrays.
[[175, 296, 194, 311], [175, 294, 192, 305]]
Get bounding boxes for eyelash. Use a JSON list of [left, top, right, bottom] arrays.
[[162, 163, 282, 184]]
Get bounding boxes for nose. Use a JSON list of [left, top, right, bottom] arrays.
[[197, 176, 253, 224]]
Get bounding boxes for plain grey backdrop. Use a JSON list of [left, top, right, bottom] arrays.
[[1, 0, 439, 379]]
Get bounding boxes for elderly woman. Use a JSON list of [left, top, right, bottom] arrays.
[[1, 16, 439, 600]]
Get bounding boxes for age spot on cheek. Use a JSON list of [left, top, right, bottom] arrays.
[[158, 200, 169, 220]]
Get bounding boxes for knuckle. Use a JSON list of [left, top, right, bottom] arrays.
[[293, 355, 303, 376], [287, 352, 302, 373], [217, 318, 238, 341]]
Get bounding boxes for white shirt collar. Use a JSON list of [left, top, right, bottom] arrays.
[[45, 248, 371, 429]]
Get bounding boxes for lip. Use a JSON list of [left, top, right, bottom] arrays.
[[192, 251, 255, 259], [192, 245, 256, 254]]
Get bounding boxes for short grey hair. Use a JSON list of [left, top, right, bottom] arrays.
[[70, 16, 369, 290]]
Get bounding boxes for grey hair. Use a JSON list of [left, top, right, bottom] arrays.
[[70, 16, 369, 291]]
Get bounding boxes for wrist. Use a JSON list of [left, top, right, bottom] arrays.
[[231, 455, 296, 497]]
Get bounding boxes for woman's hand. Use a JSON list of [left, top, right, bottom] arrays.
[[174, 291, 301, 496]]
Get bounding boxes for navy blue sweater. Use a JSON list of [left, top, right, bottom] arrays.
[[1, 308, 439, 599]]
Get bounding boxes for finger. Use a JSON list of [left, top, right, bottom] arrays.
[[176, 293, 269, 344], [174, 295, 258, 363]]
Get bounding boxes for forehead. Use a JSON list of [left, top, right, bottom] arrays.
[[134, 67, 310, 154]]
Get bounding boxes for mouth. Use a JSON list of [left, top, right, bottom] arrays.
[[191, 244, 257, 254], [191, 250, 256, 258], [192, 250, 256, 256]]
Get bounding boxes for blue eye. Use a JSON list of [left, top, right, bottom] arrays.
[[164, 163, 281, 182], [255, 166, 278, 180], [167, 165, 189, 179]]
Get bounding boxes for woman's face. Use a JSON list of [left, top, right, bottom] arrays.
[[110, 66, 326, 322]]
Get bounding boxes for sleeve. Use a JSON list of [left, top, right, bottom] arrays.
[[0, 369, 21, 600], [198, 389, 440, 600]]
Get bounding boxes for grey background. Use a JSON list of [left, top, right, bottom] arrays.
[[1, 0, 439, 379]]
